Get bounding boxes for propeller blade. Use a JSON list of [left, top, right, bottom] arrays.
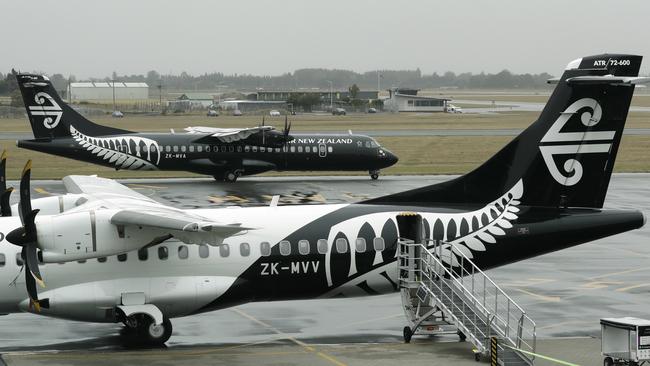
[[22, 247, 41, 312], [0, 150, 12, 217], [24, 243, 44, 287]]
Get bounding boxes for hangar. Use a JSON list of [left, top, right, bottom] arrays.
[[68, 82, 149, 101], [383, 87, 449, 112]]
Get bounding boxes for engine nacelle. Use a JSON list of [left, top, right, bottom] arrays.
[[35, 209, 163, 262], [12, 194, 87, 216]]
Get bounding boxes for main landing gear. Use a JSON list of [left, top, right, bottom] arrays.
[[122, 314, 173, 346], [213, 170, 242, 183], [369, 170, 380, 180]]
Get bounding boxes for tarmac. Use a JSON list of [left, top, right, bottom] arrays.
[[1, 174, 649, 365]]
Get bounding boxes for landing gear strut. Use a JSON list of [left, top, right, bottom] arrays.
[[122, 314, 173, 346], [370, 170, 380, 180]]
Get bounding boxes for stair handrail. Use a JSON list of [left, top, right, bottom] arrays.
[[399, 238, 496, 351], [429, 239, 537, 361]]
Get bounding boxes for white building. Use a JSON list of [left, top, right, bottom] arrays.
[[69, 82, 149, 101], [383, 88, 449, 112]]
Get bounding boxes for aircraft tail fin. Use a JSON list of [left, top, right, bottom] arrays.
[[15, 73, 132, 139], [367, 54, 645, 209]]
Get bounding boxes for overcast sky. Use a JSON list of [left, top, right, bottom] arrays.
[[3, 0, 650, 79]]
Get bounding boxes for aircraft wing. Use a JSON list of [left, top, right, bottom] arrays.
[[62, 175, 252, 245], [184, 126, 275, 143], [63, 175, 157, 203]]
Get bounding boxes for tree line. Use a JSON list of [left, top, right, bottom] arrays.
[[0, 68, 555, 99]]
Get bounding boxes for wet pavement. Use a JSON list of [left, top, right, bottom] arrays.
[[0, 174, 649, 365]]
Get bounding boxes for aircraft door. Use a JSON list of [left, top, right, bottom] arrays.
[[318, 143, 327, 158]]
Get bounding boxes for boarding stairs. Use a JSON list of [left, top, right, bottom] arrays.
[[396, 214, 536, 365]]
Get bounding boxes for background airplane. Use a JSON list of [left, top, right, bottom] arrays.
[[14, 76, 398, 182], [0, 53, 645, 347]]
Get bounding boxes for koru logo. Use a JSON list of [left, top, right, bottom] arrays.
[[539, 98, 615, 186], [28, 92, 63, 129]]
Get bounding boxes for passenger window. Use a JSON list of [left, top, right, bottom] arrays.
[[274, 147, 280, 153], [173, 146, 179, 152], [298, 240, 310, 255], [118, 253, 128, 262], [138, 248, 148, 261], [150, 145, 156, 152], [317, 239, 328, 254], [365, 141, 372, 148], [282, 146, 288, 152], [355, 238, 366, 253], [305, 146, 310, 153], [237, 146, 242, 152], [197, 145, 203, 152], [335, 238, 348, 253], [178, 245, 189, 259], [165, 146, 171, 152], [98, 257, 107, 263], [298, 146, 303, 153], [245, 145, 250, 152], [279, 240, 291, 256], [260, 147, 266, 152], [0, 253, 5, 267], [240, 243, 250, 257], [260, 241, 271, 256], [221, 146, 227, 152], [253, 146, 258, 152], [181, 146, 187, 152], [199, 244, 209, 258], [158, 246, 169, 260], [220, 244, 230, 257], [312, 146, 317, 152], [206, 146, 211, 152], [373, 237, 385, 251], [229, 146, 234, 153], [189, 145, 194, 152], [16, 253, 23, 266], [135, 145, 141, 154], [290, 146, 295, 153], [328, 146, 333, 153]]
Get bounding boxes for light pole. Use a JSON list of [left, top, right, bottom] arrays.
[[327, 80, 333, 110]]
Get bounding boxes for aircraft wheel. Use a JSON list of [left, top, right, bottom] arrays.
[[370, 170, 379, 180], [138, 316, 173, 346], [403, 326, 413, 343], [224, 170, 239, 183]]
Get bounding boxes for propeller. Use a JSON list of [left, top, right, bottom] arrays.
[[6, 160, 44, 311], [0, 150, 13, 216]]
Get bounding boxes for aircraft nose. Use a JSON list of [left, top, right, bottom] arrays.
[[383, 149, 399, 166]]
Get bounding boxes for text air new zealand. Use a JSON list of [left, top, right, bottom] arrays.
[[0, 54, 645, 345]]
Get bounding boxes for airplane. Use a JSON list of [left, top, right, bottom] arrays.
[[14, 76, 398, 182], [0, 53, 646, 347]]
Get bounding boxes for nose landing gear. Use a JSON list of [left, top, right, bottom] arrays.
[[213, 169, 242, 183], [369, 170, 380, 180]]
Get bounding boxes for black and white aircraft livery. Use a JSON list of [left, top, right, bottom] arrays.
[[14, 77, 398, 182], [0, 54, 647, 346]]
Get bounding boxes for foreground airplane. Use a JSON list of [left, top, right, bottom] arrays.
[[0, 54, 646, 346], [14, 77, 398, 182]]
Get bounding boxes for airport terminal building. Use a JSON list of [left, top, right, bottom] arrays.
[[383, 88, 449, 112]]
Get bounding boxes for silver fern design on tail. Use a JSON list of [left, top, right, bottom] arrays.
[[70, 126, 161, 170], [322, 180, 523, 294], [437, 179, 523, 267]]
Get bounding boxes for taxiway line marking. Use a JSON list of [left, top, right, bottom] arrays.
[[616, 283, 650, 292], [511, 288, 560, 302], [33, 188, 52, 195], [232, 308, 347, 366], [588, 266, 648, 280]]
